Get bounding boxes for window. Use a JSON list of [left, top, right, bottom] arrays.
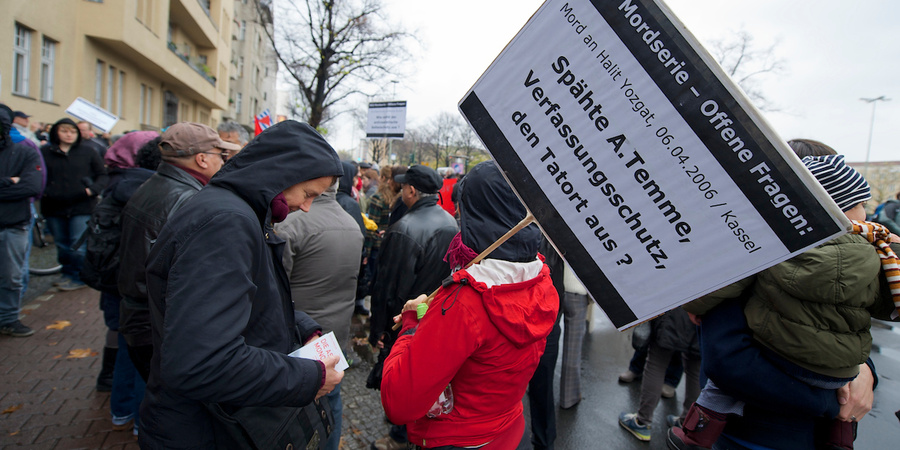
[[40, 38, 56, 101], [107, 65, 115, 111], [13, 24, 31, 95], [146, 87, 154, 124], [255, 66, 260, 87], [95, 60, 104, 105], [140, 84, 146, 124], [117, 70, 125, 116], [235, 92, 242, 114], [238, 57, 244, 77], [239, 20, 246, 40]]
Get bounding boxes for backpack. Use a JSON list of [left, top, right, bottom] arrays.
[[75, 197, 125, 296]]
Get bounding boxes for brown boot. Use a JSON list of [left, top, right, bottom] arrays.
[[667, 403, 727, 450]]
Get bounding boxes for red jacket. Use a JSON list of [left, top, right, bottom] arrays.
[[381, 259, 559, 448]]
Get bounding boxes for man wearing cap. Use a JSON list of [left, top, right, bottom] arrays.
[[117, 122, 240, 380], [368, 165, 458, 450], [12, 111, 39, 146]]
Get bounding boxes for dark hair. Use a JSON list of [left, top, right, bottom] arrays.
[[136, 137, 163, 170], [788, 139, 837, 158]]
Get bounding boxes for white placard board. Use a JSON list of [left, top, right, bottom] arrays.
[[65, 97, 119, 133], [366, 101, 407, 139], [459, 0, 848, 329]]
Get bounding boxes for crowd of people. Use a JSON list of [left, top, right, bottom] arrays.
[[0, 102, 896, 450]]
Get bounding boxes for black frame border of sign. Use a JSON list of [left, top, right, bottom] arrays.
[[461, 91, 639, 326]]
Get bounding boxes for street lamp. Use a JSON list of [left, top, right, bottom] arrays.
[[861, 96, 890, 177]]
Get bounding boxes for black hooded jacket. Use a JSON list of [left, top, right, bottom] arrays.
[[0, 106, 43, 228], [140, 121, 344, 449], [337, 160, 365, 235], [39, 118, 108, 218], [369, 191, 458, 347]]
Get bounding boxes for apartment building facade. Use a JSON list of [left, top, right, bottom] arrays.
[[1, 0, 234, 133], [226, 0, 277, 131]]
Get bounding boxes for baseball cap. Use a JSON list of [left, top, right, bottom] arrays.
[[394, 165, 442, 194], [13, 111, 30, 119], [160, 122, 241, 157]]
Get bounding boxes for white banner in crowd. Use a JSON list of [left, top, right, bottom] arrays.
[[65, 97, 119, 133], [459, 0, 849, 329], [366, 101, 407, 138]]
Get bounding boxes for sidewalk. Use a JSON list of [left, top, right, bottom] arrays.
[[0, 281, 389, 450]]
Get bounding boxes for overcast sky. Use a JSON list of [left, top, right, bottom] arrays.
[[327, 0, 898, 163]]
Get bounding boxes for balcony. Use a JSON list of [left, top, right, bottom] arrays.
[[167, 42, 217, 85]]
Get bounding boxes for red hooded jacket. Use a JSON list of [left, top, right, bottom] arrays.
[[381, 258, 559, 448]]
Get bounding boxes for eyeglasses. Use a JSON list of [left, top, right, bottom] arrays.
[[200, 150, 230, 162]]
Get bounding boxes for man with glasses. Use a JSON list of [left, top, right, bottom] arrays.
[[117, 122, 239, 381]]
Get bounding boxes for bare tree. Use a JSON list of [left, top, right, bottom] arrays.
[[452, 118, 486, 173], [258, 0, 412, 129], [424, 112, 458, 167], [710, 29, 785, 112]]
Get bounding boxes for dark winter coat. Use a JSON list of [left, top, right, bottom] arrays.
[[0, 108, 43, 228], [336, 160, 365, 235], [117, 162, 205, 348], [39, 118, 108, 218], [369, 195, 458, 347], [139, 121, 344, 449]]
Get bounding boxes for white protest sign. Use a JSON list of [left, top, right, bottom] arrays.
[[65, 97, 119, 133], [459, 0, 848, 329], [366, 101, 407, 138], [288, 331, 349, 371]]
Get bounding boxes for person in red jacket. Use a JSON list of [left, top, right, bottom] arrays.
[[380, 161, 558, 449]]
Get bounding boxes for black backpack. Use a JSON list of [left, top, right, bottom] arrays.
[[75, 197, 125, 296]]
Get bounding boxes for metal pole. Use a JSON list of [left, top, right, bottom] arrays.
[[861, 96, 890, 177]]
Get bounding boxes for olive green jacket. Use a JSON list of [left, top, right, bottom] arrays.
[[685, 233, 898, 379]]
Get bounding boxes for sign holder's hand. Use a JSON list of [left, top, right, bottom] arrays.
[[392, 212, 535, 331]]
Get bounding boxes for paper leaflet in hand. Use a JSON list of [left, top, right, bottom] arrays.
[[288, 331, 349, 371]]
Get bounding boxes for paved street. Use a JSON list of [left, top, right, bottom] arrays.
[[2, 243, 899, 449]]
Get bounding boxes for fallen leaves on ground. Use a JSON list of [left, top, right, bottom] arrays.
[[45, 320, 71, 330], [2, 404, 23, 415], [67, 348, 98, 359]]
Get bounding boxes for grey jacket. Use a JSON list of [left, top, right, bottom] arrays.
[[276, 183, 364, 349]]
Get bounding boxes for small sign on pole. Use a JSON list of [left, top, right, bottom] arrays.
[[366, 101, 407, 139], [459, 0, 848, 329], [65, 97, 119, 133]]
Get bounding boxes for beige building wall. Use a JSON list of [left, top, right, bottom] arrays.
[[1, 0, 234, 134]]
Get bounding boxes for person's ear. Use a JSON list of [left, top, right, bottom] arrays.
[[194, 153, 209, 169]]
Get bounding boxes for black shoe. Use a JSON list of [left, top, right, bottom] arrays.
[[96, 346, 117, 391], [0, 320, 35, 337]]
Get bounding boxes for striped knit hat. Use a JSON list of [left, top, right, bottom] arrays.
[[802, 154, 871, 211]]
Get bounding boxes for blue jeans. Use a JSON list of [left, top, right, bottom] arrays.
[[324, 383, 342, 450], [45, 215, 90, 282], [0, 225, 30, 325], [111, 332, 146, 428], [20, 204, 35, 302]]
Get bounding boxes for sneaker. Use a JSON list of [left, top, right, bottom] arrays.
[[618, 369, 641, 383], [57, 279, 88, 291], [371, 435, 408, 450], [666, 414, 683, 428], [619, 412, 651, 442], [0, 320, 35, 337], [661, 383, 677, 398]]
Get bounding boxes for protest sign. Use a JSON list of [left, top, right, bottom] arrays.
[[65, 97, 118, 133], [366, 101, 407, 138], [459, 0, 848, 329]]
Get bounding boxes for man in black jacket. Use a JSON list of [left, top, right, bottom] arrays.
[[0, 105, 43, 337], [117, 122, 239, 381], [139, 121, 344, 449], [369, 165, 458, 450]]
